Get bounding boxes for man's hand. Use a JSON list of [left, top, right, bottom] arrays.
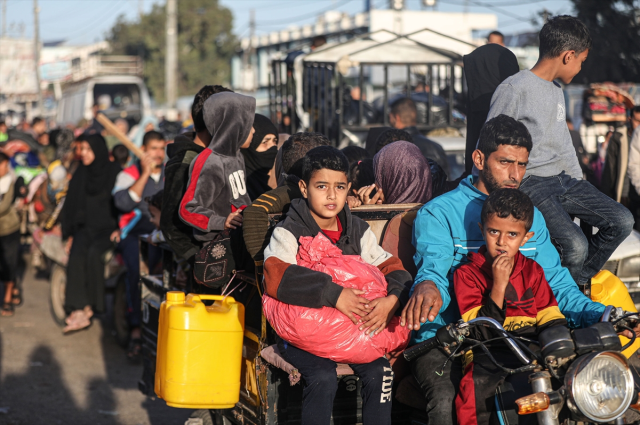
[[336, 288, 371, 325], [110, 230, 121, 244], [357, 184, 385, 205], [400, 281, 442, 330], [359, 295, 400, 335], [346, 195, 361, 209], [64, 237, 74, 255], [140, 153, 155, 176], [224, 211, 243, 229], [617, 321, 640, 339]]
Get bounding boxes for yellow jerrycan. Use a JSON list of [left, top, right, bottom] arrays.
[[155, 292, 245, 409], [590, 270, 640, 358]]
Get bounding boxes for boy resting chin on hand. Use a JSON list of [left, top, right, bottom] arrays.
[[454, 189, 568, 425]]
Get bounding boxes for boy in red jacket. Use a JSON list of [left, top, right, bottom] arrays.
[[454, 188, 567, 425]]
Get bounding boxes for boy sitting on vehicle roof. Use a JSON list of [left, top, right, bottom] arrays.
[[454, 189, 567, 425], [243, 132, 330, 264], [263, 146, 413, 425], [486, 15, 633, 287]]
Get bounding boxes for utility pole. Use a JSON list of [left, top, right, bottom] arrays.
[[139, 0, 144, 19], [165, 0, 177, 108], [33, 0, 43, 115], [2, 0, 7, 37], [249, 8, 255, 90]]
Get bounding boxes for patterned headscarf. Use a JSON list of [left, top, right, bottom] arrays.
[[373, 141, 432, 204]]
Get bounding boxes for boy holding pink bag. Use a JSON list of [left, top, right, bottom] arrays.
[[262, 146, 413, 425]]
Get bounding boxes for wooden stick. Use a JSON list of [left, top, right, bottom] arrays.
[[96, 113, 145, 159]]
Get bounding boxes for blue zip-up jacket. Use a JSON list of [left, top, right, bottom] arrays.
[[410, 175, 605, 344]]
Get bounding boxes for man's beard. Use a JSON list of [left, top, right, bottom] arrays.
[[481, 162, 518, 194]]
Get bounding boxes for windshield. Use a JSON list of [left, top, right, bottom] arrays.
[[93, 83, 141, 111]]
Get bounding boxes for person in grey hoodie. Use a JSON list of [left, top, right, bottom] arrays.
[[486, 16, 633, 286], [179, 92, 256, 241]]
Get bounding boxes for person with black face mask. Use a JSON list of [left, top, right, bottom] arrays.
[[242, 114, 278, 200]]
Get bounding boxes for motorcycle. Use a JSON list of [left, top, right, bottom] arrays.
[[404, 306, 640, 425]]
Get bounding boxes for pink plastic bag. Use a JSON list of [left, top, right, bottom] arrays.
[[263, 233, 410, 364]]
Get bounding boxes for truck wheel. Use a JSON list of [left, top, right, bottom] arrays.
[[49, 264, 67, 326], [113, 276, 130, 347], [188, 410, 214, 425], [188, 410, 231, 425]]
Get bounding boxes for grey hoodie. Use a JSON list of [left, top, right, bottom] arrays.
[[179, 92, 256, 241]]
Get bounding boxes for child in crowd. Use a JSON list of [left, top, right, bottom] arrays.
[[263, 146, 413, 425], [146, 190, 165, 244], [161, 85, 231, 262], [346, 158, 375, 208], [111, 144, 130, 168], [179, 92, 255, 241], [487, 15, 633, 286], [454, 189, 567, 425], [340, 145, 370, 167], [374, 128, 413, 153], [243, 132, 330, 263]]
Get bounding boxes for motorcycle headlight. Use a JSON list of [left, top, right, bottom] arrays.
[[565, 351, 634, 422]]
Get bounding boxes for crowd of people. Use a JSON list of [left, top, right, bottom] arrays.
[[0, 14, 638, 425]]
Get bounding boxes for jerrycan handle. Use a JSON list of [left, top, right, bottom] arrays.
[[191, 294, 235, 306]]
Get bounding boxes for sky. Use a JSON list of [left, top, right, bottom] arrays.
[[1, 0, 574, 45]]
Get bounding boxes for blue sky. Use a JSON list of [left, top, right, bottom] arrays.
[[2, 0, 574, 45]]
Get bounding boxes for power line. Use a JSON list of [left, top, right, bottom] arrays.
[[57, 0, 127, 41], [256, 0, 353, 26], [437, 0, 532, 22]]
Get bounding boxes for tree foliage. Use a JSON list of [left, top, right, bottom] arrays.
[[570, 0, 640, 84], [107, 0, 236, 102]]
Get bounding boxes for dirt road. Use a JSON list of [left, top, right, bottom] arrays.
[[0, 266, 190, 425]]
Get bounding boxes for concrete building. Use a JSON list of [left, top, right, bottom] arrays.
[[232, 7, 498, 93]]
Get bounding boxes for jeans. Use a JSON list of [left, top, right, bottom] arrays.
[[278, 341, 393, 425], [520, 173, 634, 285], [411, 346, 463, 425]]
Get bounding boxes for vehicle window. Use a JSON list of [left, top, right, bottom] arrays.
[[93, 83, 141, 111], [447, 150, 465, 181]]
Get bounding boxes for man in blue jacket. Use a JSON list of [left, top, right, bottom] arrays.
[[401, 115, 608, 425]]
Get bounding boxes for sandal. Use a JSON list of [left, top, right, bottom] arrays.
[[12, 287, 22, 306], [1, 303, 14, 317], [63, 309, 92, 333], [127, 338, 142, 362], [65, 310, 83, 326]]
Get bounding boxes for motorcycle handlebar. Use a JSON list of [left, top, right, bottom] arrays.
[[403, 337, 441, 362]]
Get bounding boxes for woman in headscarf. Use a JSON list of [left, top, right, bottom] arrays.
[[128, 115, 159, 148], [242, 114, 278, 200], [60, 134, 122, 332], [358, 141, 432, 205]]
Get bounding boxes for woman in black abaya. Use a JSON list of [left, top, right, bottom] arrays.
[[60, 134, 122, 332], [242, 114, 278, 200]]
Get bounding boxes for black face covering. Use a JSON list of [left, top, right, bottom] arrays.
[[242, 114, 278, 200]]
